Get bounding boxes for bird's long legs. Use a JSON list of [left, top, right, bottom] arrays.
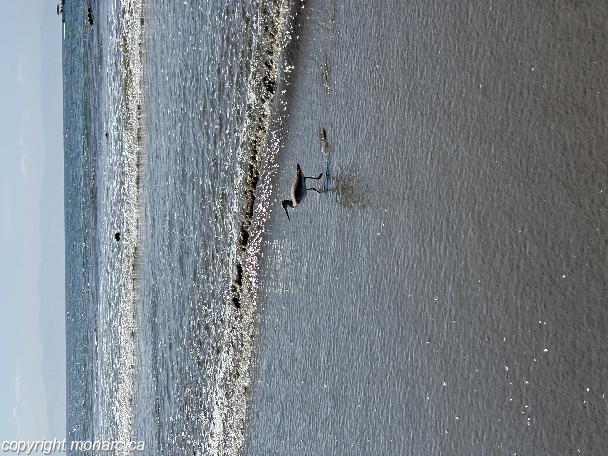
[[307, 187, 322, 194], [304, 173, 324, 181]]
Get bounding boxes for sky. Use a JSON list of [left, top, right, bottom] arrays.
[[0, 0, 65, 444]]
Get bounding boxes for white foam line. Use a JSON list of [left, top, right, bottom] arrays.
[[113, 1, 145, 454], [208, 1, 293, 455]]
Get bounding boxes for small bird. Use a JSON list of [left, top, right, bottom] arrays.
[[281, 164, 323, 220]]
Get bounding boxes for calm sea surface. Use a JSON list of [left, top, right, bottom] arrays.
[[64, 0, 608, 455]]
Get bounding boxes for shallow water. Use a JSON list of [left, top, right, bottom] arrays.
[[243, 1, 608, 455], [64, 0, 608, 455]]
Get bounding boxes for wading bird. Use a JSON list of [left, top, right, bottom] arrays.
[[281, 164, 323, 220]]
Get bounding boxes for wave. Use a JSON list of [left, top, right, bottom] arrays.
[[109, 0, 145, 451], [208, 0, 296, 454], [106, 0, 295, 454]]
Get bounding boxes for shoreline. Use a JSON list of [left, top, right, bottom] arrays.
[[208, 1, 299, 454]]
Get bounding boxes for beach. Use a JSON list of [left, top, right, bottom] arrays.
[[243, 1, 608, 454], [63, 0, 608, 454]]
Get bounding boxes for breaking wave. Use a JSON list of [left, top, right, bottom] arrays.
[[209, 0, 296, 454]]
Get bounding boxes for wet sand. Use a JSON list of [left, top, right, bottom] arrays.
[[244, 1, 608, 455]]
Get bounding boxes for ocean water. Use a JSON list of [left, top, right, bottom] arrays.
[[65, 0, 145, 450], [64, 0, 608, 455], [65, 0, 292, 454]]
